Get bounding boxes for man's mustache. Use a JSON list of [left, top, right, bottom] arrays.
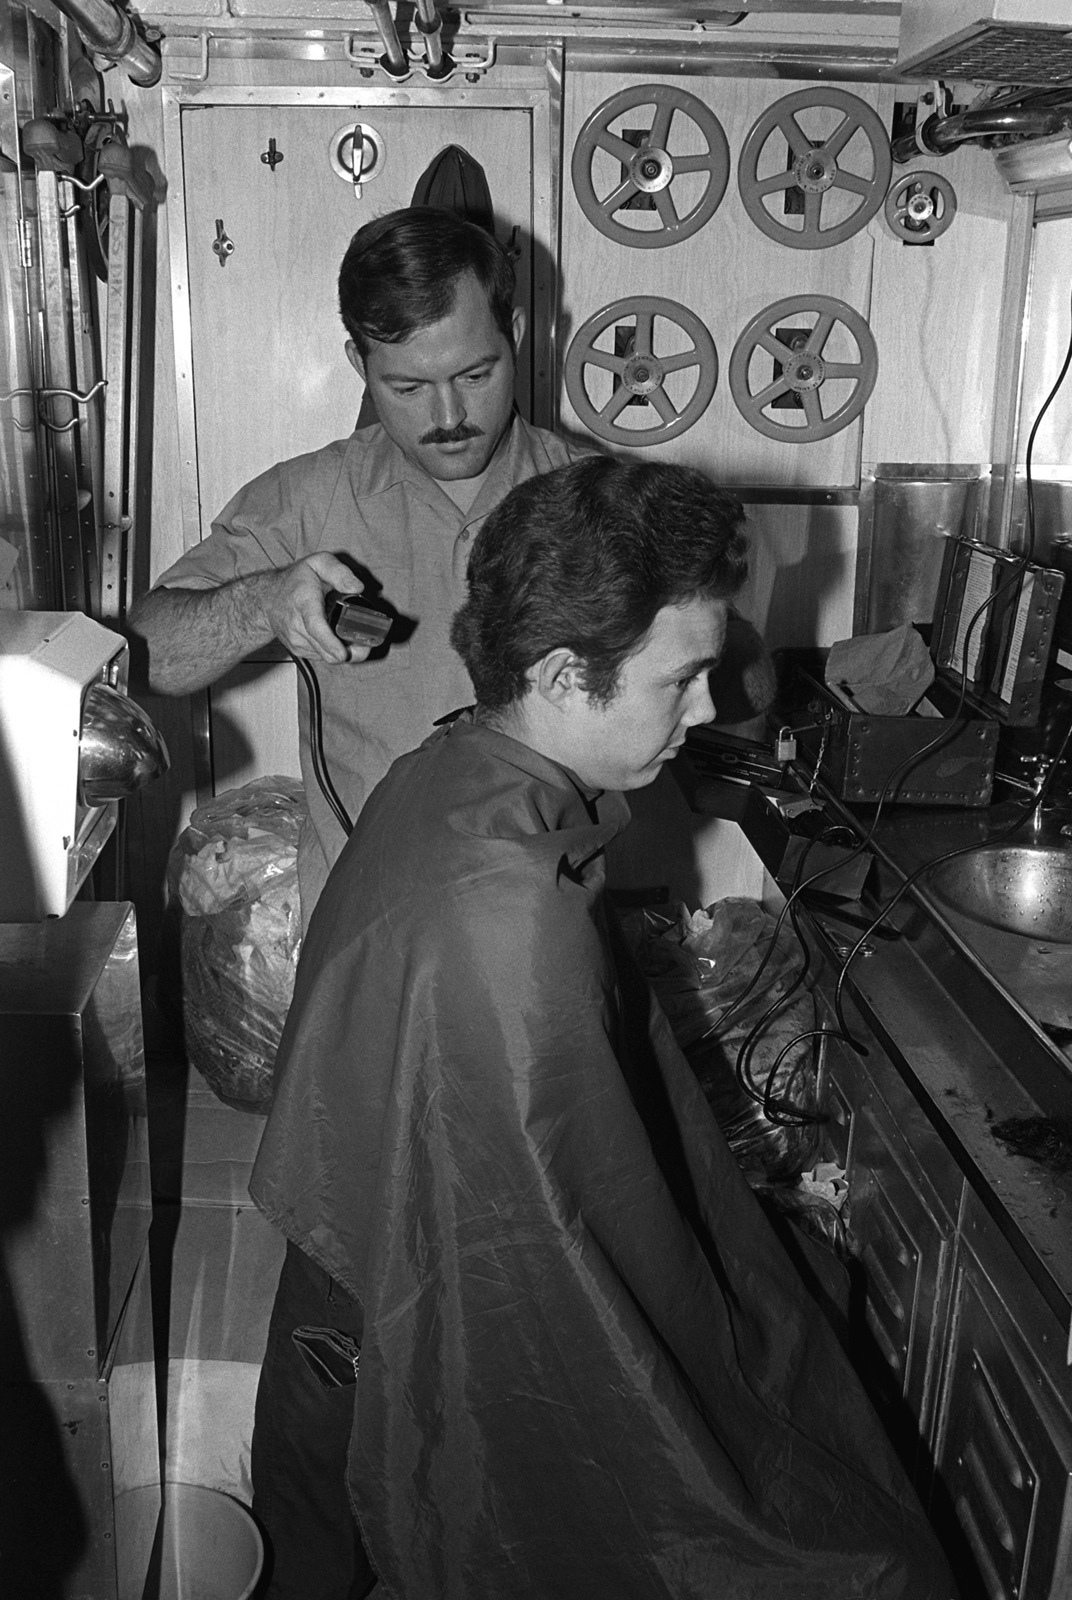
[[420, 423, 485, 446]]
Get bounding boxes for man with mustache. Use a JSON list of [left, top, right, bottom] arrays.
[[130, 206, 585, 925], [130, 205, 587, 1600]]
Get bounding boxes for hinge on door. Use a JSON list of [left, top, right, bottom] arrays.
[[18, 218, 33, 268]]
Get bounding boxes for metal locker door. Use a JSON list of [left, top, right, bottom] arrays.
[[177, 102, 535, 792]]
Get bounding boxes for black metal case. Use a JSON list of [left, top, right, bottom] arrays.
[[779, 538, 1065, 807], [789, 664, 999, 805], [931, 539, 1065, 727]]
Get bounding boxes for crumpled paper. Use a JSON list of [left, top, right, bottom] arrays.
[[797, 1161, 849, 1211], [168, 776, 305, 1113], [825, 623, 935, 716], [177, 826, 296, 918]]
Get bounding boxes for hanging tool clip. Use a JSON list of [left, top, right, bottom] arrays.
[[21, 116, 84, 173], [212, 218, 234, 266], [97, 141, 156, 211]]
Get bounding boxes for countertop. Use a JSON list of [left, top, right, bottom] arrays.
[[677, 742, 1072, 1338]]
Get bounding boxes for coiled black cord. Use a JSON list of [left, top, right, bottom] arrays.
[[292, 654, 354, 837]]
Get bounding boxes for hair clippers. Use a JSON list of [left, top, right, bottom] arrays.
[[325, 590, 393, 648]]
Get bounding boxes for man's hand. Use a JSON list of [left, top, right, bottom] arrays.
[[260, 553, 375, 666], [128, 553, 377, 695]]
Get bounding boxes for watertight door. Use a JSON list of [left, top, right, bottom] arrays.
[[176, 102, 535, 791]]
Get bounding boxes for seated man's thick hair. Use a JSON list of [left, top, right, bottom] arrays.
[[339, 206, 516, 358], [451, 456, 748, 713]]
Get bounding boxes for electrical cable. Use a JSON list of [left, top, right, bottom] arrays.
[[1024, 282, 1072, 563], [704, 823, 845, 1129], [761, 1029, 827, 1126], [754, 580, 1033, 1067], [711, 817, 820, 1041], [732, 885, 816, 1124], [826, 282, 1072, 1023], [292, 654, 354, 837], [713, 282, 1072, 1112]]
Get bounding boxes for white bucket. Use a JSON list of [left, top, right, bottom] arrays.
[[117, 1481, 264, 1600]]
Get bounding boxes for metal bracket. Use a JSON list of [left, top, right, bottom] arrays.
[[36, 380, 107, 432], [58, 169, 106, 219], [912, 80, 954, 159], [446, 34, 496, 78], [60, 172, 106, 195], [2, 381, 108, 433], [0, 387, 36, 431], [163, 32, 212, 84], [345, 34, 412, 80], [344, 31, 494, 82]]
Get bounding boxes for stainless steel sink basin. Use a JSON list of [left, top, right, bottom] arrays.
[[927, 845, 1072, 943]]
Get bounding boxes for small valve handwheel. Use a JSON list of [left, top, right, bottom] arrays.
[[571, 84, 729, 249], [329, 122, 386, 186], [738, 88, 892, 250], [728, 294, 878, 443], [564, 295, 718, 445], [884, 170, 957, 242]]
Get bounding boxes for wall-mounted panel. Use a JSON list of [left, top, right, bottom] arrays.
[[177, 99, 536, 543], [862, 142, 1012, 464], [1016, 214, 1072, 471], [560, 73, 892, 487]]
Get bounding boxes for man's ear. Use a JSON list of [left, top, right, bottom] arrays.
[[511, 306, 527, 356], [345, 339, 366, 381], [533, 647, 584, 707]]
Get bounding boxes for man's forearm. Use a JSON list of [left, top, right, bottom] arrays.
[[127, 573, 279, 694]]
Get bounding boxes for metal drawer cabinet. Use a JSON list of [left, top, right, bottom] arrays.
[[814, 978, 961, 1478], [932, 1188, 1072, 1600], [814, 968, 1072, 1600]]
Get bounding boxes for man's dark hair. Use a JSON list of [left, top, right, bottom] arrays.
[[339, 206, 517, 359], [451, 456, 748, 713]]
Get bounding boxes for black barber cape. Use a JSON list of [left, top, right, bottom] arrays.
[[251, 717, 955, 1600]]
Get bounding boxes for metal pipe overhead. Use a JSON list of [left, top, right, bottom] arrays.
[[51, 0, 160, 86], [414, 0, 447, 76], [926, 102, 1072, 152], [364, 0, 408, 77]]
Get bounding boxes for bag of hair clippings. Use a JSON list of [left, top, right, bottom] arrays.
[[620, 897, 821, 1186], [167, 776, 305, 1114], [621, 897, 852, 1259]]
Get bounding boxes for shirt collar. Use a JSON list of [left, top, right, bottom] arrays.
[[440, 712, 632, 845], [343, 413, 534, 517]]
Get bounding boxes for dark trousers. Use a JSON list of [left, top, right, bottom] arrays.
[[251, 1239, 376, 1600]]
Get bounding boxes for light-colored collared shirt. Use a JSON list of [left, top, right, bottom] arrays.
[[156, 416, 586, 914]]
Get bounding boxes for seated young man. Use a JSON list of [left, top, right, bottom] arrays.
[[250, 456, 956, 1600]]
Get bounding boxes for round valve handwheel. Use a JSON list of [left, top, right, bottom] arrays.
[[884, 170, 957, 242], [564, 296, 718, 446], [571, 84, 729, 249], [728, 294, 878, 443], [738, 88, 892, 250]]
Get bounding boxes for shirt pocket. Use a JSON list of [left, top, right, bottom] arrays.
[[347, 560, 414, 676]]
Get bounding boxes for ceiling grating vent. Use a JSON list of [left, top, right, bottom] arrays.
[[897, 23, 1072, 86]]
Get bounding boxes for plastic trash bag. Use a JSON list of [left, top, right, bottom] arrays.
[[168, 776, 305, 1113], [622, 896, 848, 1249]]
